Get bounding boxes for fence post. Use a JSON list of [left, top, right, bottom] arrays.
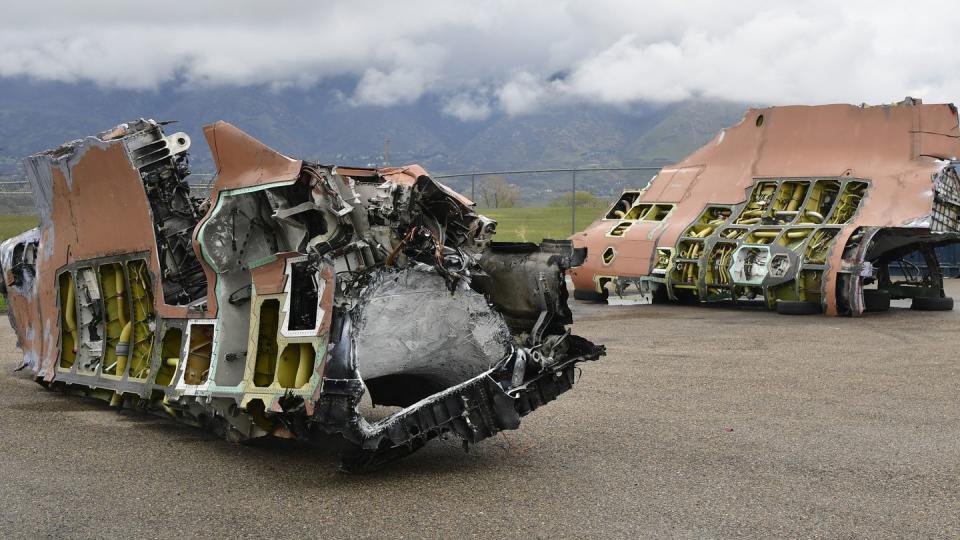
[[571, 170, 577, 235], [471, 174, 476, 203]]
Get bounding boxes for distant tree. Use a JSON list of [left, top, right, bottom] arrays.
[[479, 175, 522, 208], [548, 190, 608, 208]]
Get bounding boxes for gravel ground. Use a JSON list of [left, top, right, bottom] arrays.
[[0, 283, 958, 538]]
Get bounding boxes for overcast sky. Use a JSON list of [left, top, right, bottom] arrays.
[[1, 1, 956, 120]]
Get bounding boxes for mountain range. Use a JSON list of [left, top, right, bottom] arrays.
[[0, 77, 753, 204]]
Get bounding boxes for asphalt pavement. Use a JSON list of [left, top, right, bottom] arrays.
[[1, 284, 958, 537]]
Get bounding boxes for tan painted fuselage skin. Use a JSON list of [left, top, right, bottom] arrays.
[[571, 100, 960, 316]]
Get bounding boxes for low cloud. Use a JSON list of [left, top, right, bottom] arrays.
[[496, 72, 552, 116], [1, 0, 958, 118], [441, 92, 493, 121], [353, 68, 431, 107]]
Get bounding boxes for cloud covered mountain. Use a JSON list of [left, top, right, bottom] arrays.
[[2, 1, 950, 204], [0, 78, 751, 201], [2, 1, 953, 111]]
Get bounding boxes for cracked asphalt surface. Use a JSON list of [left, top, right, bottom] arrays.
[[1, 283, 958, 538]]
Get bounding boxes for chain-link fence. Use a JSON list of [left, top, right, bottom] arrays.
[[4, 168, 960, 273], [2, 167, 662, 237], [434, 167, 661, 235]]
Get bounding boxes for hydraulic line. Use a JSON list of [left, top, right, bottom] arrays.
[[116, 321, 132, 374], [786, 183, 807, 211], [109, 320, 134, 406], [64, 277, 77, 353], [115, 267, 128, 327]]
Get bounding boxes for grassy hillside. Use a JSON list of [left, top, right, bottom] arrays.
[[626, 100, 753, 163], [479, 207, 605, 243]]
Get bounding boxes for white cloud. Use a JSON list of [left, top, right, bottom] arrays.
[[1, 0, 959, 117], [496, 72, 551, 116], [353, 68, 430, 106], [441, 92, 492, 121]]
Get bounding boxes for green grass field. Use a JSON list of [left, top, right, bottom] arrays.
[[477, 206, 604, 242], [0, 215, 38, 311], [0, 215, 37, 242]]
